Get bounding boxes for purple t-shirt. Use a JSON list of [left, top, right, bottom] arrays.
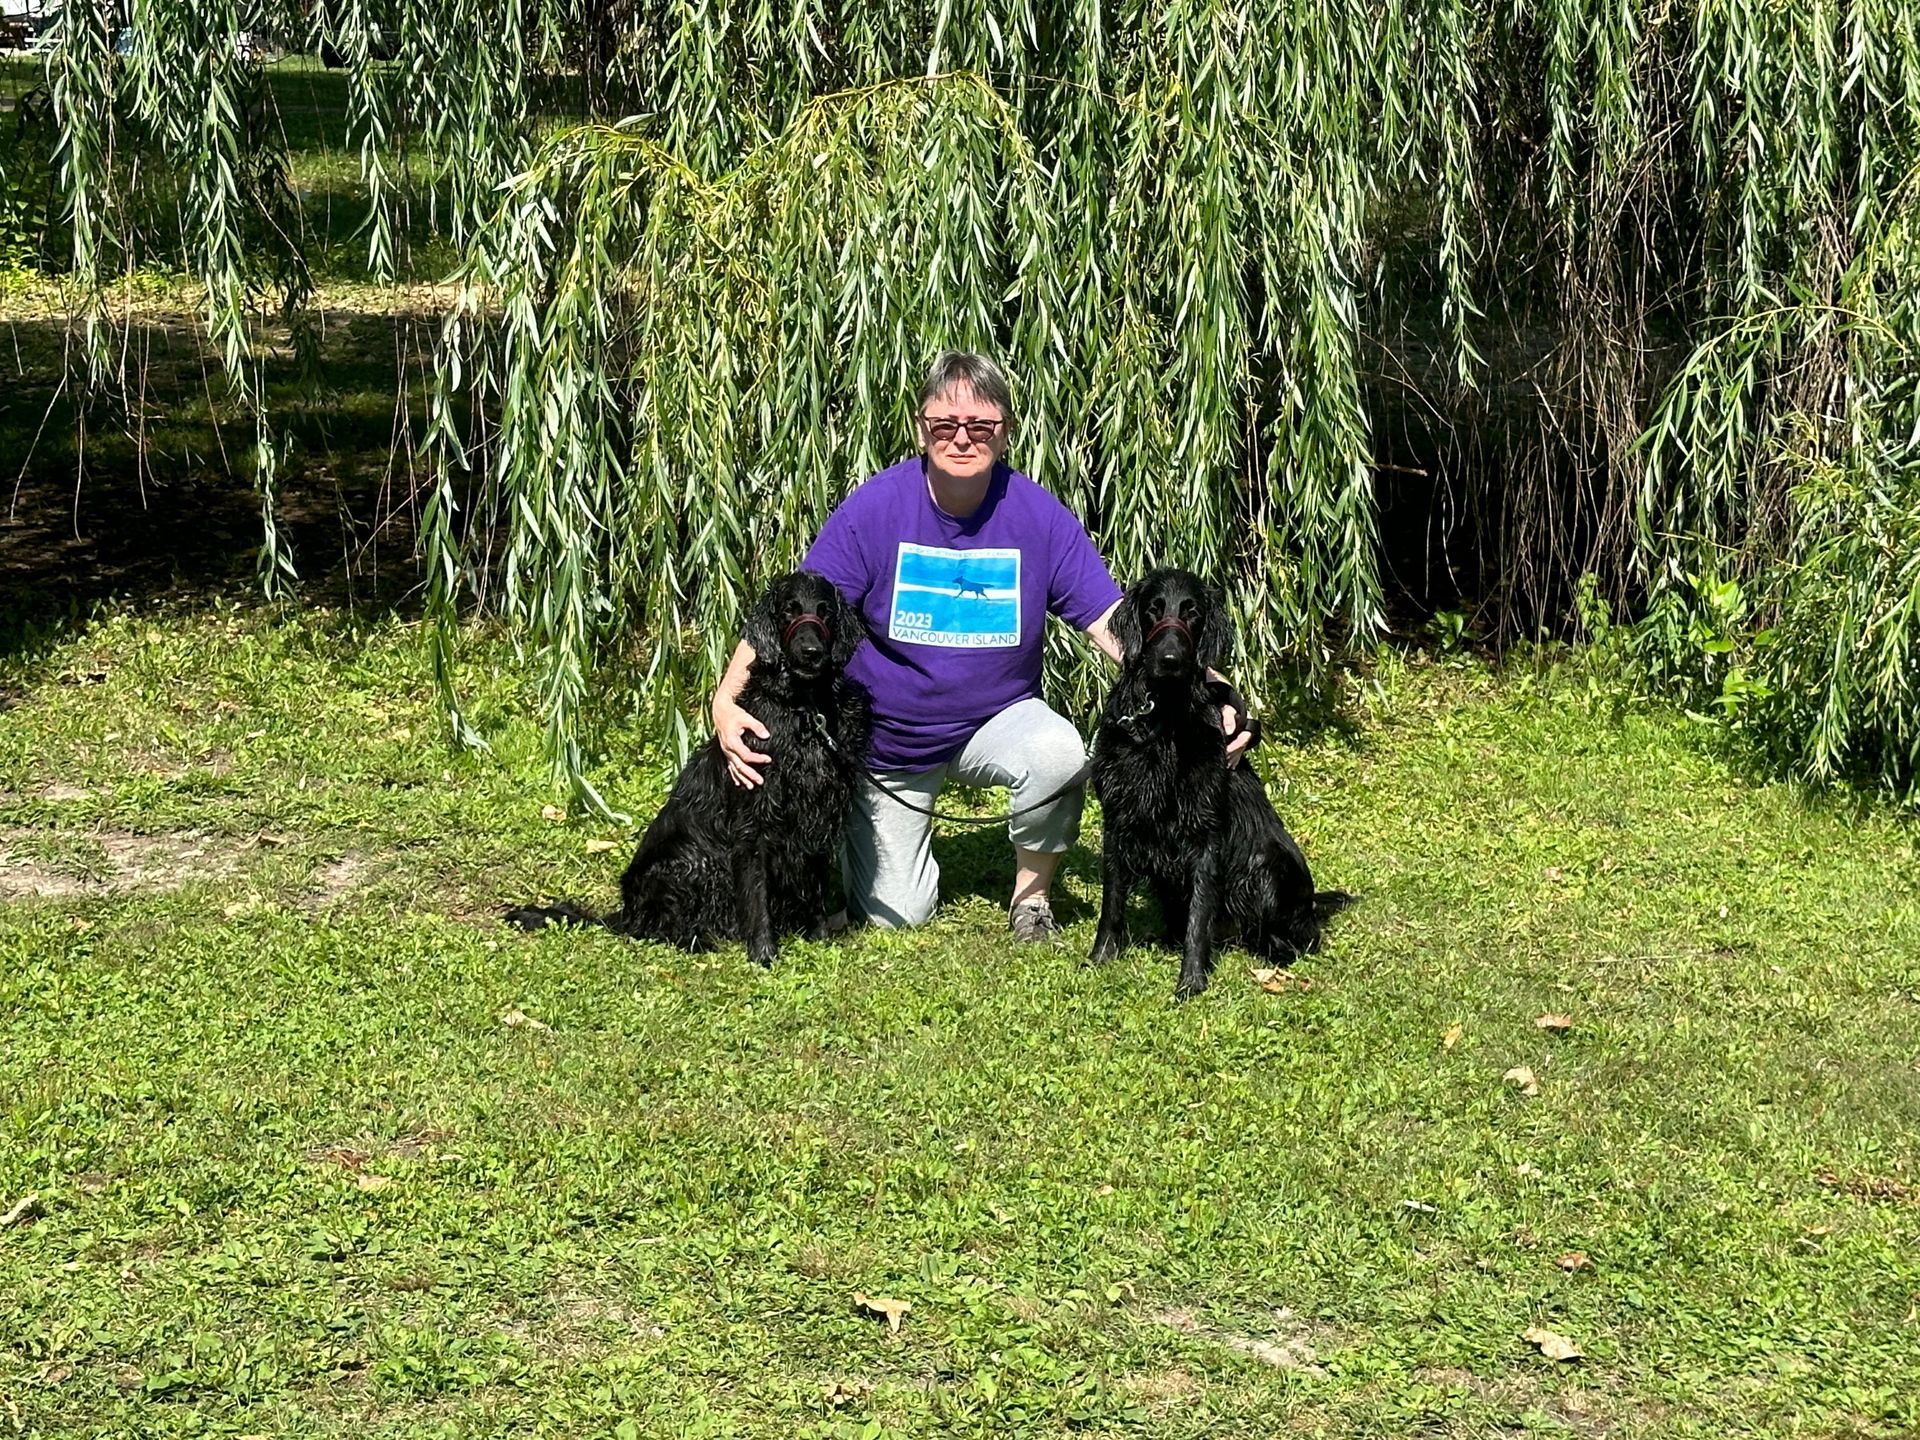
[[803, 457, 1123, 772]]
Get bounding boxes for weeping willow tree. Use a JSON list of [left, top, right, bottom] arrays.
[[10, 0, 1920, 802]]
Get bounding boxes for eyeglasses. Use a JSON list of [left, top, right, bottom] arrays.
[[919, 414, 1005, 444]]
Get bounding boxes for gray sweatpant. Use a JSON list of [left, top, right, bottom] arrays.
[[844, 697, 1088, 928]]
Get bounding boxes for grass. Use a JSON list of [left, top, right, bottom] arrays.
[[2, 606, 1917, 1437]]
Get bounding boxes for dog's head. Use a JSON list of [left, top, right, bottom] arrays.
[[1111, 568, 1233, 685], [745, 570, 864, 681]]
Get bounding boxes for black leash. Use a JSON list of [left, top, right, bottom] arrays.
[[804, 685, 1246, 829]]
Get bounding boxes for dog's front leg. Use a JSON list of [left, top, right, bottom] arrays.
[[1090, 852, 1132, 965], [735, 844, 778, 967], [804, 852, 832, 942], [1177, 845, 1224, 999]]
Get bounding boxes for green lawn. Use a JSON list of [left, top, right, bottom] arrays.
[[2, 608, 1918, 1438]]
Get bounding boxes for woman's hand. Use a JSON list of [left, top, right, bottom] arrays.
[[712, 640, 770, 788], [1208, 672, 1256, 768], [716, 696, 771, 788]]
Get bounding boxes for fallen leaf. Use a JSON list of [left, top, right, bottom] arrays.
[[853, 1292, 910, 1334], [1, 1195, 42, 1229], [69, 918, 93, 934], [1515, 1162, 1543, 1179], [1556, 1251, 1591, 1271], [1442, 1022, 1465, 1051], [1544, 866, 1564, 882], [499, 1008, 551, 1031], [1523, 1326, 1584, 1361], [1534, 1012, 1573, 1032], [584, 838, 619, 854], [355, 1174, 392, 1193], [540, 804, 566, 822], [822, 1379, 871, 1406], [1503, 1066, 1541, 1096], [1249, 967, 1309, 994], [1402, 1199, 1436, 1213], [1815, 1170, 1913, 1202]]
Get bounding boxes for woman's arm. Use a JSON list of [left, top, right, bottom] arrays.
[[711, 640, 771, 788]]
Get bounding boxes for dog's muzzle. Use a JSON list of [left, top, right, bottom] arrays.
[[1145, 615, 1192, 647], [783, 613, 830, 648]]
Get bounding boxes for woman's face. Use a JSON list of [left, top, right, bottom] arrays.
[[915, 385, 1008, 485]]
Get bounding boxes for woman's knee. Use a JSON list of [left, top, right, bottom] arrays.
[[1022, 715, 1088, 791], [860, 871, 939, 929]]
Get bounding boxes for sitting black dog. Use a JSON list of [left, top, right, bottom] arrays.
[[506, 570, 870, 967], [1090, 568, 1352, 998]]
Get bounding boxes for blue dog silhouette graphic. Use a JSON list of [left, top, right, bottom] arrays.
[[951, 571, 991, 599]]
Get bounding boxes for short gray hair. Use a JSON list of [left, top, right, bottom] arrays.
[[917, 350, 1013, 419]]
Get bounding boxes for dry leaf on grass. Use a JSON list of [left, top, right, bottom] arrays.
[[1816, 1170, 1913, 1203], [853, 1292, 910, 1334], [1523, 1326, 1584, 1361], [822, 1379, 872, 1407], [355, 1174, 392, 1193], [499, 1008, 551, 1032], [1248, 967, 1311, 994], [1442, 1022, 1465, 1050], [1534, 1012, 1573, 1032], [1556, 1251, 1592, 1271], [1503, 1066, 1541, 1096], [584, 838, 619, 854], [1, 1194, 41, 1229], [540, 804, 566, 822], [1544, 866, 1564, 882]]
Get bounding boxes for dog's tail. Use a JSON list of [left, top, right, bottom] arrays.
[[1313, 889, 1358, 922], [503, 901, 609, 932]]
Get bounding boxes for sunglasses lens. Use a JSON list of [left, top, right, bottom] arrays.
[[923, 417, 999, 443]]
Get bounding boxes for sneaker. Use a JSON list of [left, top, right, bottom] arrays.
[[1009, 897, 1058, 943]]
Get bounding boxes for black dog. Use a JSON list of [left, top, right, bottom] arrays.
[[1090, 568, 1352, 998], [506, 571, 870, 967]]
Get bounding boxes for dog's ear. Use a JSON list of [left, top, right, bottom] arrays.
[[743, 576, 786, 660], [826, 583, 866, 670], [1109, 585, 1144, 662], [1196, 580, 1235, 670]]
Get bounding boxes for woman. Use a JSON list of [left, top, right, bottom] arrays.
[[711, 351, 1251, 939]]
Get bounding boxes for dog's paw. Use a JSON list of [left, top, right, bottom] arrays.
[[747, 941, 779, 968], [1174, 970, 1210, 1001], [1089, 932, 1123, 966]]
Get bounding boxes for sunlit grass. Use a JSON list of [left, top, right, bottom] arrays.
[[2, 608, 1916, 1436]]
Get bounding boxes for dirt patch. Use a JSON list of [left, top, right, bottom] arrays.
[[492, 1288, 667, 1360], [36, 782, 99, 802], [307, 855, 368, 905], [1417, 1366, 1631, 1438], [1118, 1365, 1204, 1404], [1153, 1305, 1329, 1376], [0, 827, 243, 897]]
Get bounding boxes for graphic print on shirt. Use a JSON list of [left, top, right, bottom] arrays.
[[888, 543, 1022, 648]]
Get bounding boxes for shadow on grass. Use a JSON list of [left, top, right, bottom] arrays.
[[0, 304, 443, 665]]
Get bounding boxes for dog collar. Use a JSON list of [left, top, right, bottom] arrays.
[[782, 614, 829, 646]]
